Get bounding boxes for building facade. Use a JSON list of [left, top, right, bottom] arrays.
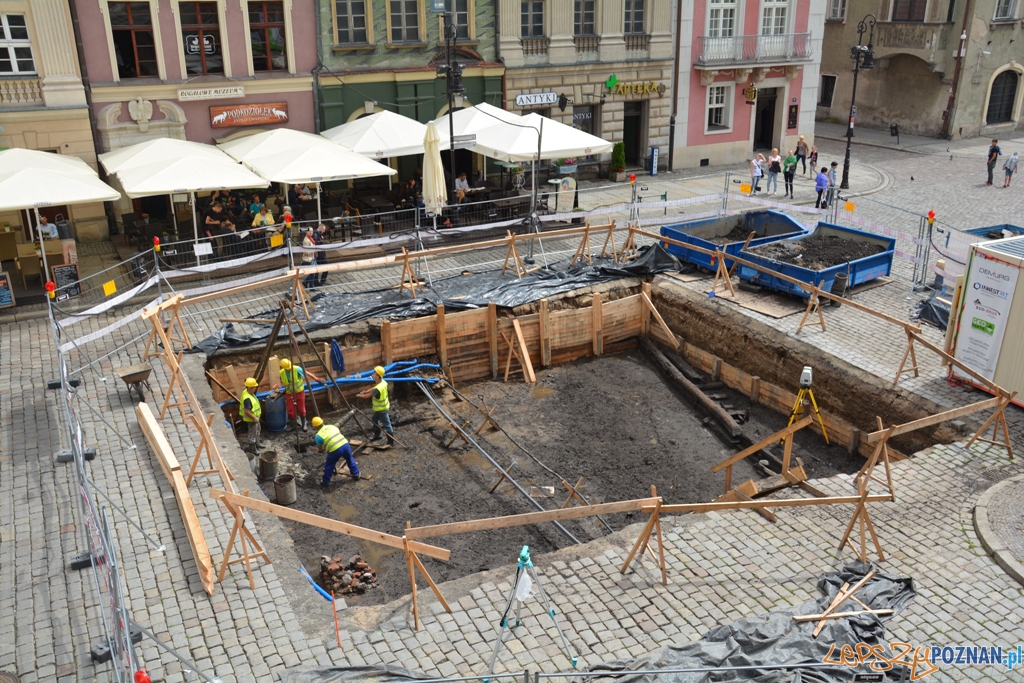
[[316, 0, 504, 180], [74, 0, 318, 217], [498, 0, 674, 171], [673, 0, 826, 169], [817, 0, 1024, 138], [0, 0, 107, 241]]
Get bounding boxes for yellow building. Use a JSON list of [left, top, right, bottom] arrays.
[[0, 0, 107, 242]]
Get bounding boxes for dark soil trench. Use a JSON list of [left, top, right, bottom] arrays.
[[251, 348, 862, 607]]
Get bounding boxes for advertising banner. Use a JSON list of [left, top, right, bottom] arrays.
[[955, 251, 1019, 380]]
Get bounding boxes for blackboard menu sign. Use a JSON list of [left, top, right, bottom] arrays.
[[51, 263, 82, 299], [0, 271, 14, 309]]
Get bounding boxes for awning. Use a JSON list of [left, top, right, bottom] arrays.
[[468, 112, 614, 162], [321, 110, 430, 159], [0, 149, 120, 211]]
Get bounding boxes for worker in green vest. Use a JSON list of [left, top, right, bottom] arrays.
[[273, 358, 321, 432], [312, 416, 359, 483], [357, 365, 394, 446], [239, 377, 262, 453]]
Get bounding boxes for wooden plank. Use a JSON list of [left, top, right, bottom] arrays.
[[512, 318, 536, 383], [716, 417, 811, 475], [435, 304, 448, 370], [753, 466, 807, 495], [136, 402, 181, 479], [381, 321, 392, 365], [793, 609, 893, 622], [866, 396, 1002, 442], [592, 292, 603, 356], [641, 282, 652, 334], [406, 497, 659, 539], [182, 275, 294, 307], [488, 302, 498, 379], [649, 495, 891, 514], [641, 292, 679, 349], [209, 488, 451, 561], [539, 299, 551, 367], [225, 365, 242, 397]]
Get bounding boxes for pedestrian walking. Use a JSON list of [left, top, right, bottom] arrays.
[[826, 161, 839, 208], [766, 148, 782, 195], [1003, 151, 1018, 188], [272, 358, 321, 432], [239, 377, 262, 453], [313, 224, 329, 288], [808, 146, 819, 177], [313, 416, 360, 484], [783, 149, 797, 199], [357, 366, 395, 446], [301, 227, 317, 290], [987, 139, 1002, 185], [749, 154, 764, 195], [796, 136, 808, 176], [814, 167, 829, 208]]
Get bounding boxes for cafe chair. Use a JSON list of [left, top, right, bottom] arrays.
[[16, 255, 42, 289]]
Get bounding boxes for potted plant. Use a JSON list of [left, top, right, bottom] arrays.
[[141, 212, 150, 224], [610, 142, 627, 182], [554, 157, 578, 174]]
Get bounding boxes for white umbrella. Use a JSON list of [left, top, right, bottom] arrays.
[[430, 103, 523, 150], [470, 113, 613, 162], [321, 110, 429, 158], [421, 122, 447, 216], [219, 128, 396, 221], [0, 148, 121, 291], [99, 138, 232, 174]]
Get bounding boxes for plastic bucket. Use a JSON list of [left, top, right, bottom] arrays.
[[275, 474, 297, 505], [831, 272, 849, 307], [265, 393, 288, 432], [258, 451, 278, 481]]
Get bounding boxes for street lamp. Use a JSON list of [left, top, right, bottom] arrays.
[[435, 12, 464, 203], [839, 13, 876, 190]]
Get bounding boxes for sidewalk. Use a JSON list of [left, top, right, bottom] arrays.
[[814, 121, 1024, 158], [974, 474, 1024, 587]]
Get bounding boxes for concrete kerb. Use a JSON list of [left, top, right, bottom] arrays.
[[973, 472, 1024, 588]]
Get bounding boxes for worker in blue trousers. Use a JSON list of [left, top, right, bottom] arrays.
[[312, 416, 359, 484], [357, 365, 395, 446]]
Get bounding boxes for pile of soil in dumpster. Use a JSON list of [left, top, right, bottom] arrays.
[[746, 233, 883, 270], [708, 224, 755, 245]]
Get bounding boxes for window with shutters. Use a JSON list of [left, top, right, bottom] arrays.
[[335, 0, 370, 44], [180, 2, 222, 75], [624, 0, 645, 34], [891, 0, 926, 21], [109, 2, 158, 79], [0, 14, 35, 75]]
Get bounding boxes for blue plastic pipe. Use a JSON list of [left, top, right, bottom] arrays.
[[218, 376, 438, 407], [300, 566, 334, 602]]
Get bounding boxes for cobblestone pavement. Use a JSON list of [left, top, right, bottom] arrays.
[[4, 138, 1024, 683]]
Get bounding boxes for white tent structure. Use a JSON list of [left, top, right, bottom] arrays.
[[429, 102, 524, 150], [0, 148, 121, 291], [219, 128, 396, 221], [320, 110, 429, 158], [99, 138, 269, 263], [468, 112, 613, 162]]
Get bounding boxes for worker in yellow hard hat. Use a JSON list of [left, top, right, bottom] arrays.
[[311, 416, 359, 483], [357, 365, 394, 446], [239, 377, 262, 453], [272, 358, 321, 432]]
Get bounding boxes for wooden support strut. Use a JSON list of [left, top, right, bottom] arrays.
[[404, 523, 452, 631], [892, 326, 920, 384], [710, 249, 737, 298], [598, 220, 618, 261], [398, 247, 422, 298], [964, 393, 1017, 459], [795, 283, 827, 334], [570, 223, 592, 267]]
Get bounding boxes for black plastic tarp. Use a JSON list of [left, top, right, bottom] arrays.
[[281, 563, 916, 683], [193, 245, 680, 355], [912, 293, 951, 331]]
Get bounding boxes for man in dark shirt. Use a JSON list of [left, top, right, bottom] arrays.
[[203, 202, 225, 256], [313, 224, 328, 287], [987, 139, 1002, 185], [287, 186, 304, 219]]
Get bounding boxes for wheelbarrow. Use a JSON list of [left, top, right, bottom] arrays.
[[117, 362, 153, 402]]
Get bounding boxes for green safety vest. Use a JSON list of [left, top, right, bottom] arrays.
[[372, 379, 389, 412], [239, 389, 261, 422], [279, 367, 305, 394], [317, 424, 348, 453]]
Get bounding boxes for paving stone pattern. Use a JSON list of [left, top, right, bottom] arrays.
[[3, 137, 1024, 682]]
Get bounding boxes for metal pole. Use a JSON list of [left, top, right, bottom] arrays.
[[526, 118, 543, 262], [192, 192, 201, 269], [35, 207, 51, 291], [840, 15, 875, 190], [446, 14, 458, 204], [721, 171, 730, 215], [316, 181, 322, 224]]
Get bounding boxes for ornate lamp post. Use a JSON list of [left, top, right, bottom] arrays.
[[435, 11, 464, 202], [839, 14, 876, 190]]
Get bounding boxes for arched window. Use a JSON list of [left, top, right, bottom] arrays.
[[987, 70, 1019, 124]]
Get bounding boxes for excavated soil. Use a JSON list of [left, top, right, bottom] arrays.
[[746, 233, 884, 270], [708, 224, 757, 245], [252, 349, 861, 607]]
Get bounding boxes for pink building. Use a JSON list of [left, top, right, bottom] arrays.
[[671, 0, 825, 168]]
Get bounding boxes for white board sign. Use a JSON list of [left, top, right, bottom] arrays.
[[178, 86, 245, 102], [954, 251, 1019, 380], [515, 92, 558, 108], [193, 242, 214, 256]]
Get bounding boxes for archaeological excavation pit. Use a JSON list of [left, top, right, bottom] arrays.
[[195, 277, 948, 610]]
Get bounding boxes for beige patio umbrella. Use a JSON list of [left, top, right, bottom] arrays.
[[421, 122, 447, 216]]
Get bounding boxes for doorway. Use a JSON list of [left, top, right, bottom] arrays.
[[623, 101, 645, 166], [754, 88, 778, 150]]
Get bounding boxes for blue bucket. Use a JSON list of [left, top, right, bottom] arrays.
[[265, 393, 288, 432]]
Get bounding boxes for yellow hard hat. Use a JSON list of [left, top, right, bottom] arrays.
[[311, 416, 323, 428], [280, 358, 292, 370], [374, 366, 386, 378], [244, 378, 258, 388]]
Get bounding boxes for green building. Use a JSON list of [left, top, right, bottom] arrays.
[[316, 0, 504, 180]]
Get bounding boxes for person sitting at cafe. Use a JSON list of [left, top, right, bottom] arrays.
[[399, 179, 418, 203], [207, 189, 231, 208], [455, 172, 471, 202], [287, 186, 305, 219], [412, 167, 422, 185], [225, 195, 246, 217], [251, 205, 275, 229], [37, 215, 59, 240], [249, 193, 263, 214], [221, 217, 241, 257]]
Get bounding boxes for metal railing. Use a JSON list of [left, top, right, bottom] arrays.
[[696, 31, 812, 65]]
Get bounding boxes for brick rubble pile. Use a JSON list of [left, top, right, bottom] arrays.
[[319, 554, 378, 595]]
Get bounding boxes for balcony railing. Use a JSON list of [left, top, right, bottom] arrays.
[[0, 77, 43, 106], [696, 32, 812, 65], [624, 33, 651, 51], [574, 35, 600, 53], [520, 36, 550, 56]]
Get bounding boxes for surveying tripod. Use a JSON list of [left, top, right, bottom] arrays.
[[483, 546, 577, 681], [782, 386, 829, 446]]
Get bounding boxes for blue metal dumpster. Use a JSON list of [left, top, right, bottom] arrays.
[[660, 210, 808, 271]]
